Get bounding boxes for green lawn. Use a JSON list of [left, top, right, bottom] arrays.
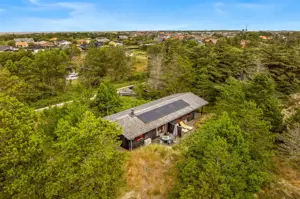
[[131, 49, 147, 56]]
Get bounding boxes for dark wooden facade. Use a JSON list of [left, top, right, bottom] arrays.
[[122, 111, 196, 150]]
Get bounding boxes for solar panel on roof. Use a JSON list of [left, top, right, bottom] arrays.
[[137, 99, 190, 123]]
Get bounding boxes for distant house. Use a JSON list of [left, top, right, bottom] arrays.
[[35, 41, 55, 47], [49, 37, 57, 45], [77, 39, 91, 45], [158, 33, 171, 40], [14, 38, 34, 43], [173, 35, 185, 40], [0, 46, 14, 52], [104, 92, 208, 150], [15, 41, 29, 48], [57, 40, 72, 46], [95, 41, 105, 48], [78, 44, 89, 50], [259, 35, 272, 40], [259, 36, 267, 40], [203, 39, 211, 43], [119, 35, 129, 40], [211, 39, 218, 44], [78, 41, 105, 50], [34, 41, 47, 46], [192, 35, 205, 40], [192, 38, 203, 43], [27, 46, 46, 54], [41, 42, 55, 47], [108, 41, 123, 47], [153, 37, 164, 43], [96, 38, 110, 43], [203, 38, 218, 44]]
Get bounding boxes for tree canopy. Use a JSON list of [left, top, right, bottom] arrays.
[[174, 114, 269, 199], [81, 46, 133, 87], [0, 96, 125, 198]]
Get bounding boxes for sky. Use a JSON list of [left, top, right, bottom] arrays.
[[0, 0, 299, 32]]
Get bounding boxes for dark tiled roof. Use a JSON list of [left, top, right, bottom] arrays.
[[14, 38, 34, 43], [0, 46, 12, 51], [103, 92, 208, 140]]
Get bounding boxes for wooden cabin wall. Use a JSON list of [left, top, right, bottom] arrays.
[[120, 135, 130, 149]]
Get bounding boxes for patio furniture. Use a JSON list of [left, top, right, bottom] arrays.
[[179, 121, 193, 130], [160, 134, 172, 145]]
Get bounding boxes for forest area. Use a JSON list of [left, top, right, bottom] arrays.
[[1, 31, 300, 199]]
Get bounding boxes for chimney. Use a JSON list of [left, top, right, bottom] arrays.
[[131, 108, 135, 116]]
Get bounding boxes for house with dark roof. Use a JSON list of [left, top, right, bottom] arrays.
[[153, 37, 165, 43], [57, 40, 72, 46], [27, 46, 46, 54], [14, 38, 34, 43], [104, 92, 208, 150], [0, 46, 14, 52]]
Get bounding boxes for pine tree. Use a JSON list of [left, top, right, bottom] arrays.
[[0, 95, 43, 198], [41, 111, 124, 199], [175, 114, 265, 199]]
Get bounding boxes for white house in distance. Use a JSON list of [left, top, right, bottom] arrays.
[[57, 40, 72, 46]]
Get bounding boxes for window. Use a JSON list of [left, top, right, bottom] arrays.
[[156, 125, 167, 136], [157, 126, 163, 134]]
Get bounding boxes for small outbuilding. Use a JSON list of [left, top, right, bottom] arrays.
[[104, 92, 208, 150]]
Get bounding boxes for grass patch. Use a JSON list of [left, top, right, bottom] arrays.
[[257, 157, 300, 199], [121, 145, 181, 199], [133, 53, 147, 72], [131, 49, 146, 56]]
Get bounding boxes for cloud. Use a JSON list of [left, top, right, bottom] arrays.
[[213, 2, 224, 7], [0, 8, 6, 12], [213, 2, 226, 15], [2, 0, 190, 31], [28, 0, 39, 5], [236, 3, 275, 10], [10, 1, 100, 31], [237, 3, 261, 8], [0, 0, 296, 31]]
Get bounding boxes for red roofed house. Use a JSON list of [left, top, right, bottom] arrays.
[[50, 37, 57, 44], [15, 41, 29, 48]]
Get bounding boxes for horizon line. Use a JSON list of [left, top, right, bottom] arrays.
[[0, 29, 300, 35]]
